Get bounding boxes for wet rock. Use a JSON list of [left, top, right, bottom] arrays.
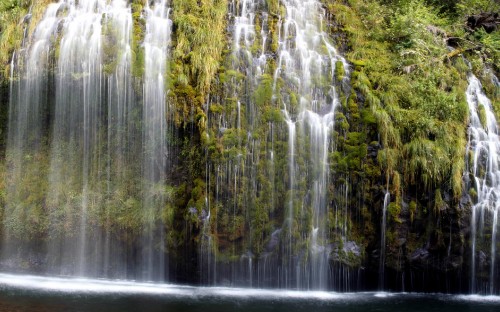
[[319, 104, 334, 116], [367, 142, 380, 158], [426, 25, 447, 37], [343, 241, 361, 257], [478, 251, 488, 267], [449, 256, 462, 269], [22, 14, 32, 24], [265, 229, 281, 252], [329, 241, 362, 267], [411, 248, 429, 262]]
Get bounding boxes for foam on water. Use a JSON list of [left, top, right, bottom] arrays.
[[455, 294, 500, 303], [0, 273, 352, 300]]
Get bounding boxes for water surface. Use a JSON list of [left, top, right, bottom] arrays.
[[0, 274, 498, 312]]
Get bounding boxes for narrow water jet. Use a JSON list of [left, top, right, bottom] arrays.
[[379, 191, 390, 290]]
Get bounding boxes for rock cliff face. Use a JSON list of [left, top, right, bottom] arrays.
[[467, 12, 499, 33], [0, 0, 499, 293]]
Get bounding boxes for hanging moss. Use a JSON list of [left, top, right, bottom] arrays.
[[102, 18, 120, 75], [171, 0, 227, 98], [253, 74, 273, 107], [131, 1, 146, 80], [409, 200, 417, 223], [335, 60, 345, 81], [387, 202, 401, 223]]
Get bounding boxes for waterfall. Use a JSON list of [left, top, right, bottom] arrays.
[[5, 2, 63, 246], [466, 73, 500, 294], [142, 0, 172, 282], [275, 0, 347, 289], [3, 0, 171, 281], [379, 191, 390, 290], [203, 0, 349, 289], [204, 0, 270, 286]]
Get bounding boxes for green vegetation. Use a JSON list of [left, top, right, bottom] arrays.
[[170, 0, 227, 128], [327, 0, 478, 200], [131, 0, 146, 80], [0, 0, 28, 80], [324, 0, 499, 275]]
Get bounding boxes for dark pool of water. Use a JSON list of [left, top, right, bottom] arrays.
[[0, 273, 498, 312]]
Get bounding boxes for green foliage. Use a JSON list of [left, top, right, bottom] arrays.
[[266, 0, 279, 15], [473, 28, 500, 72], [131, 1, 146, 79], [328, 0, 469, 199], [456, 0, 500, 16], [253, 74, 274, 107], [387, 202, 401, 223], [0, 0, 26, 80], [335, 60, 345, 81], [172, 0, 227, 97], [3, 147, 50, 239], [434, 188, 446, 214], [0, 0, 58, 81]]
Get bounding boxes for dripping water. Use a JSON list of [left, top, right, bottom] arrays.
[[379, 191, 390, 290]]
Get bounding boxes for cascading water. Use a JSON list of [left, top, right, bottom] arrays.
[[142, 0, 172, 282], [2, 0, 172, 281], [204, 0, 350, 290], [466, 72, 500, 294], [203, 0, 270, 286], [5, 2, 62, 242], [274, 0, 348, 289], [48, 0, 116, 277]]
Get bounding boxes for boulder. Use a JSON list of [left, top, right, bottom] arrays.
[[467, 12, 500, 33]]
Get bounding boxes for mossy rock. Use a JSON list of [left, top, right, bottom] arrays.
[[335, 60, 345, 81], [349, 59, 367, 68]]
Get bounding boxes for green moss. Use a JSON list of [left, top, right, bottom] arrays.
[[434, 188, 446, 214], [335, 60, 345, 81], [131, 2, 146, 79], [0, 0, 29, 81], [326, 0, 472, 202], [263, 107, 283, 123], [387, 202, 401, 223], [469, 187, 477, 202], [172, 0, 227, 97], [478, 104, 487, 129], [102, 18, 121, 75], [266, 0, 279, 15], [409, 200, 417, 223], [253, 74, 273, 107]]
